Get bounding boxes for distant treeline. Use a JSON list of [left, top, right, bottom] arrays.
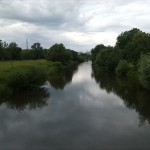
[[0, 41, 90, 63], [91, 28, 150, 90]]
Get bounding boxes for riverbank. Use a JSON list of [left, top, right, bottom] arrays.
[[0, 60, 79, 98]]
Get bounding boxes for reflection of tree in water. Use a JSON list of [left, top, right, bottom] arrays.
[[48, 65, 78, 89], [92, 67, 150, 126], [0, 88, 49, 111]]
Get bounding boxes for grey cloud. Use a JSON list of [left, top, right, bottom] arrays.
[[0, 0, 150, 51], [0, 0, 84, 29]]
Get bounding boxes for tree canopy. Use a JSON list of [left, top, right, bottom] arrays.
[[91, 28, 150, 90]]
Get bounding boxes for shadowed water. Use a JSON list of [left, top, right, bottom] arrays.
[[0, 61, 150, 150]]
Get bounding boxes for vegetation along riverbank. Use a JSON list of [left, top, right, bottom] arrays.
[[0, 43, 87, 99], [91, 28, 150, 90]]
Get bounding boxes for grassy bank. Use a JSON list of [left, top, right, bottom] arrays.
[[0, 60, 79, 99], [0, 60, 47, 98]]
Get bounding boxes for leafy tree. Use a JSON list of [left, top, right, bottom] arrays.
[[96, 46, 120, 72], [47, 43, 70, 65], [67, 49, 79, 61], [21, 50, 34, 60], [116, 28, 140, 49], [123, 31, 150, 64], [7, 42, 22, 60], [116, 60, 129, 76], [115, 28, 150, 64], [0, 40, 8, 60], [91, 44, 105, 62], [138, 53, 150, 90], [31, 42, 44, 59], [0, 40, 4, 60]]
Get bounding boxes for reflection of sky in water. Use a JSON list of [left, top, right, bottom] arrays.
[[0, 62, 150, 149]]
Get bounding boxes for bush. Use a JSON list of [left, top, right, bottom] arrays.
[[127, 69, 138, 80], [47, 61, 64, 76], [47, 44, 70, 65], [95, 47, 120, 72], [7, 66, 48, 93], [138, 54, 150, 90], [116, 60, 129, 76]]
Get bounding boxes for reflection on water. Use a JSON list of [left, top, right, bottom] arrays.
[[92, 69, 150, 126], [48, 65, 78, 89], [0, 61, 150, 150], [0, 88, 49, 111]]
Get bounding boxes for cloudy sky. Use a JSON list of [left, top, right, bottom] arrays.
[[0, 0, 150, 52]]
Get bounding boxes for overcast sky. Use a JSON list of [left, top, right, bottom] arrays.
[[0, 0, 150, 52]]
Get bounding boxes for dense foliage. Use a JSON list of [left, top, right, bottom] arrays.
[[91, 28, 150, 90], [95, 46, 120, 72], [47, 43, 84, 65], [91, 44, 105, 62], [0, 40, 87, 63], [0, 40, 22, 60], [0, 41, 86, 98], [0, 40, 86, 93], [116, 60, 129, 76], [138, 54, 150, 90], [7, 66, 48, 93], [0, 40, 46, 61], [47, 44, 70, 65], [0, 59, 79, 98]]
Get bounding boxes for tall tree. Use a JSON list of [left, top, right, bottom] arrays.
[[0, 40, 8, 60], [47, 43, 70, 65], [91, 44, 105, 62], [31, 42, 44, 59], [96, 46, 119, 72], [116, 28, 140, 49], [7, 42, 22, 60]]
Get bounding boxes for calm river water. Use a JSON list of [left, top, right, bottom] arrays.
[[0, 61, 150, 150]]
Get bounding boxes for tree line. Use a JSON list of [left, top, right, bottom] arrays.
[[91, 28, 150, 90], [0, 41, 87, 97], [0, 40, 88, 63]]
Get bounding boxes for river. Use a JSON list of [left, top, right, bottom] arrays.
[[0, 61, 150, 150]]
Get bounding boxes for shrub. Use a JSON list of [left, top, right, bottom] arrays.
[[47, 61, 64, 76], [95, 47, 120, 72], [116, 60, 129, 76], [138, 54, 150, 90], [127, 69, 138, 80], [7, 66, 48, 93]]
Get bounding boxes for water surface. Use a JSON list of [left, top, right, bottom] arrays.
[[0, 61, 150, 150]]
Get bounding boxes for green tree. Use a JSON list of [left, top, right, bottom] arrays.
[[116, 60, 129, 76], [95, 46, 120, 72], [47, 43, 70, 65], [7, 42, 22, 60], [0, 40, 8, 60], [91, 44, 105, 62], [0, 40, 4, 60], [21, 50, 34, 60], [115, 28, 150, 65], [138, 54, 150, 90], [31, 42, 44, 59], [124, 31, 150, 64], [116, 28, 140, 49]]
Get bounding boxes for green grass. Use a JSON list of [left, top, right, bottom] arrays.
[[0, 60, 46, 70], [0, 60, 47, 77]]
